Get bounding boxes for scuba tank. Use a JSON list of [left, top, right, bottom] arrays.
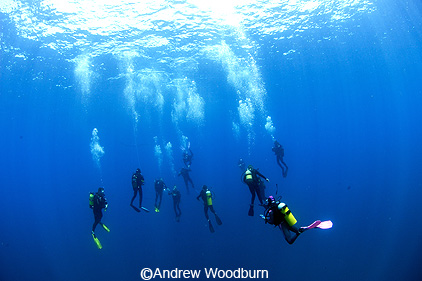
[[206, 190, 213, 206], [278, 202, 297, 226], [244, 169, 253, 183], [89, 192, 95, 209]]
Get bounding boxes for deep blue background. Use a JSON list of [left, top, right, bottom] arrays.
[[1, 1, 422, 281]]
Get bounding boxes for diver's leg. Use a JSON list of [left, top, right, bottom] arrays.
[[290, 224, 300, 234], [184, 178, 189, 193], [248, 185, 256, 205], [279, 223, 300, 245], [177, 201, 181, 216], [158, 190, 163, 209], [248, 185, 256, 216], [92, 210, 102, 232], [260, 185, 266, 202], [255, 184, 264, 205], [92, 220, 99, 232], [277, 156, 285, 175], [173, 200, 177, 216], [281, 159, 288, 177], [204, 205, 210, 220], [130, 189, 138, 206], [188, 177, 194, 189], [139, 187, 143, 207]]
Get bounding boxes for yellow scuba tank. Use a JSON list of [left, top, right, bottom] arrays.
[[206, 190, 213, 206], [278, 202, 297, 226], [245, 169, 253, 183], [89, 192, 94, 209]]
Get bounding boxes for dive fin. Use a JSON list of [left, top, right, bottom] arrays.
[[316, 220, 333, 229], [92, 233, 102, 250], [215, 214, 222, 225], [283, 167, 288, 178], [101, 224, 110, 232], [248, 205, 254, 216], [141, 207, 150, 212], [302, 220, 321, 231], [208, 220, 215, 233], [131, 205, 141, 213]]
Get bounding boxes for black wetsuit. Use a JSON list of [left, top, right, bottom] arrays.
[[170, 188, 181, 219], [272, 142, 288, 177], [265, 202, 301, 245], [154, 179, 166, 210], [131, 171, 144, 207], [92, 192, 108, 232], [243, 169, 267, 205], [178, 167, 194, 193]]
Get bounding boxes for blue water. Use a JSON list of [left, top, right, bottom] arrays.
[[1, 1, 422, 280]]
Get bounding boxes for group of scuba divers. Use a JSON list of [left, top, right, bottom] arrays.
[[89, 140, 332, 250]]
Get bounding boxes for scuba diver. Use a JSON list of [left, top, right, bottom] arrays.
[[242, 165, 269, 216], [238, 158, 246, 171], [168, 185, 182, 222], [89, 187, 109, 249], [178, 167, 194, 194], [272, 140, 288, 177], [154, 178, 167, 212], [261, 195, 333, 245], [196, 185, 222, 233], [182, 142, 194, 168], [130, 168, 145, 212]]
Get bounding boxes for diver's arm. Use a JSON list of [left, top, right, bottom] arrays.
[[196, 190, 203, 200], [256, 171, 269, 181]]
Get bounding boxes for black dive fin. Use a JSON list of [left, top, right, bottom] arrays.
[[248, 205, 254, 216], [215, 214, 222, 225], [208, 220, 215, 233], [131, 205, 141, 213]]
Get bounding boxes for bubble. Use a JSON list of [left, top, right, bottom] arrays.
[[154, 145, 163, 170], [154, 136, 163, 171], [90, 128, 105, 169], [238, 99, 255, 148], [165, 142, 176, 177], [205, 41, 266, 137], [181, 135, 189, 149], [172, 78, 204, 127], [232, 122, 240, 140], [265, 116, 276, 137], [238, 98, 255, 128], [187, 89, 204, 124], [121, 53, 140, 124], [74, 54, 94, 100], [120, 52, 167, 126]]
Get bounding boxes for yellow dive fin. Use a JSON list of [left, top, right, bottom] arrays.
[[102, 224, 110, 232], [92, 233, 102, 249]]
